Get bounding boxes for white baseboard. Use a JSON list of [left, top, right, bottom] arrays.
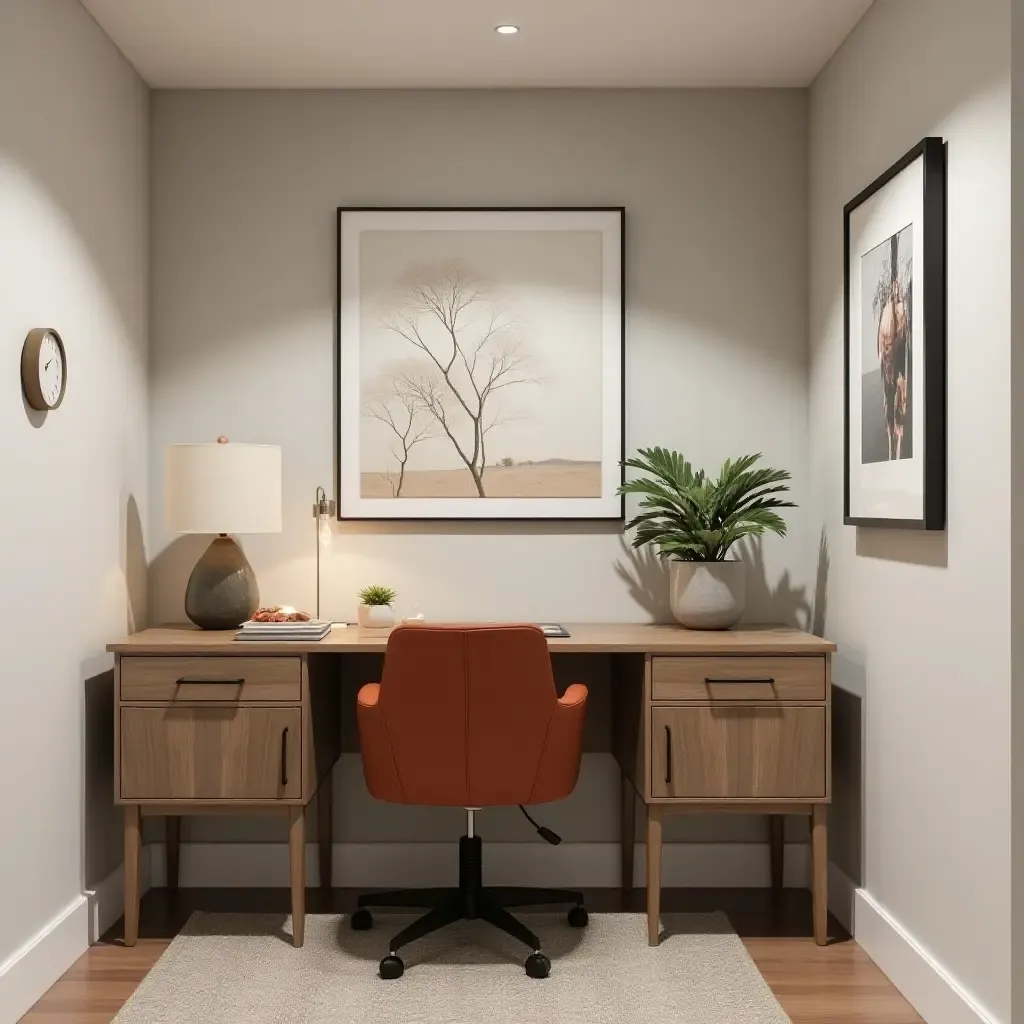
[[0, 856, 153, 1023], [0, 895, 90, 1023], [853, 888, 1001, 1024], [148, 840, 812, 889]]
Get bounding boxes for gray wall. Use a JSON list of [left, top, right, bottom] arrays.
[[809, 1, 1011, 1019], [149, 89, 811, 850], [0, 0, 148, 1009]]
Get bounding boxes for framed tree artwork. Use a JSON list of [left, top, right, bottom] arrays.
[[336, 207, 625, 520], [844, 138, 947, 530]]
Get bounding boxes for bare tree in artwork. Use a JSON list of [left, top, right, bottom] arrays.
[[364, 372, 435, 497], [382, 261, 537, 497]]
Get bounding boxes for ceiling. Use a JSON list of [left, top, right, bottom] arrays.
[[80, 0, 874, 89]]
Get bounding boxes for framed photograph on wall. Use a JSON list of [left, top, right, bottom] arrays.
[[336, 207, 625, 520], [844, 137, 946, 529]]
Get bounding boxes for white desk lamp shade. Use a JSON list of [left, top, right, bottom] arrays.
[[166, 443, 282, 534]]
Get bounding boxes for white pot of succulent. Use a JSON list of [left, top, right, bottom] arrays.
[[357, 585, 396, 629], [618, 448, 796, 630]]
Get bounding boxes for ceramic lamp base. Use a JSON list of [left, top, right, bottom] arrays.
[[185, 535, 259, 630]]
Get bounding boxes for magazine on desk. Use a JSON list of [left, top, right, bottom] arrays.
[[234, 620, 332, 641], [536, 623, 570, 637]]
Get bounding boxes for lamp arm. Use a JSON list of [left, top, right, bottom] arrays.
[[312, 486, 336, 621]]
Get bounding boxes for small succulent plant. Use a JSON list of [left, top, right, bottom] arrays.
[[359, 584, 397, 607]]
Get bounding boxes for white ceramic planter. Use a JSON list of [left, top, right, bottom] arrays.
[[669, 560, 746, 630], [358, 603, 395, 629]]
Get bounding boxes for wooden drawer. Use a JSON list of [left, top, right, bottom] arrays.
[[120, 706, 301, 800], [650, 706, 825, 799], [651, 656, 825, 702], [119, 656, 301, 702]]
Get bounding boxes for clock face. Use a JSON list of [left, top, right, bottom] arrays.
[[37, 332, 64, 408]]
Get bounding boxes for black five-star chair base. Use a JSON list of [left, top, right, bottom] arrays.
[[350, 834, 589, 978]]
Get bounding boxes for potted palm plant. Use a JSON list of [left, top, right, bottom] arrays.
[[357, 584, 397, 629], [618, 449, 796, 629]]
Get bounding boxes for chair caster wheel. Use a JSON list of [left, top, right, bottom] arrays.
[[379, 954, 404, 979], [525, 951, 551, 979], [350, 908, 373, 931], [567, 906, 589, 928]]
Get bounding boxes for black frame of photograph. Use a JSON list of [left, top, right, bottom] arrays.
[[843, 138, 947, 530], [334, 205, 626, 522]]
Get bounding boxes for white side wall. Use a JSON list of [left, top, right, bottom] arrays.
[[0, 2, 148, 1018], [809, 1, 1011, 1021]]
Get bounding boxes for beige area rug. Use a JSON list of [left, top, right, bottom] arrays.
[[113, 911, 790, 1023]]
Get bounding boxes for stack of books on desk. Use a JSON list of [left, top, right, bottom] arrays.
[[234, 620, 332, 642]]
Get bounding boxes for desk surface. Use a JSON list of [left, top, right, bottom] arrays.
[[108, 623, 835, 656]]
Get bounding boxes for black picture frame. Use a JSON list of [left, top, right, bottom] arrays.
[[843, 138, 947, 530], [335, 206, 626, 522]]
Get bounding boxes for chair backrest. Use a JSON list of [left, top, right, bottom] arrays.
[[374, 624, 561, 806]]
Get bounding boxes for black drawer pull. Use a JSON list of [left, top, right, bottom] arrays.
[[175, 677, 245, 685], [281, 727, 289, 787], [704, 676, 775, 684], [664, 725, 672, 785]]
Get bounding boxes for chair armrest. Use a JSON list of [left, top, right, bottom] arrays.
[[355, 682, 405, 800], [559, 683, 588, 708], [531, 683, 588, 804], [357, 682, 381, 708]]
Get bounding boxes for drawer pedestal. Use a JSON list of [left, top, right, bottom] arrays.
[[613, 652, 831, 946], [114, 652, 340, 947]]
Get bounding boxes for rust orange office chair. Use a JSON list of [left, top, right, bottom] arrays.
[[351, 624, 589, 979]]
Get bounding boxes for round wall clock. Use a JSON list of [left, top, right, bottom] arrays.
[[21, 328, 66, 411]]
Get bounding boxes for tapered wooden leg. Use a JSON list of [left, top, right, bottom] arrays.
[[811, 803, 828, 946], [289, 805, 306, 947], [318, 772, 333, 889], [620, 772, 636, 892], [769, 815, 784, 890], [123, 805, 141, 946], [646, 805, 663, 946], [166, 816, 181, 891]]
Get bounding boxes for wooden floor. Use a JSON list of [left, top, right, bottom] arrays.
[[21, 887, 922, 1023]]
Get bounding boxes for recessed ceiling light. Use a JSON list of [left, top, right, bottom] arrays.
[[495, 24, 519, 35]]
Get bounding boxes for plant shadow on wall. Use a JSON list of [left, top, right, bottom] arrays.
[[737, 536, 812, 629], [734, 524, 831, 634], [810, 526, 829, 637], [614, 541, 673, 622]]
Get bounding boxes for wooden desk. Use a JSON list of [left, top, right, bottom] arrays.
[[107, 623, 835, 947]]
